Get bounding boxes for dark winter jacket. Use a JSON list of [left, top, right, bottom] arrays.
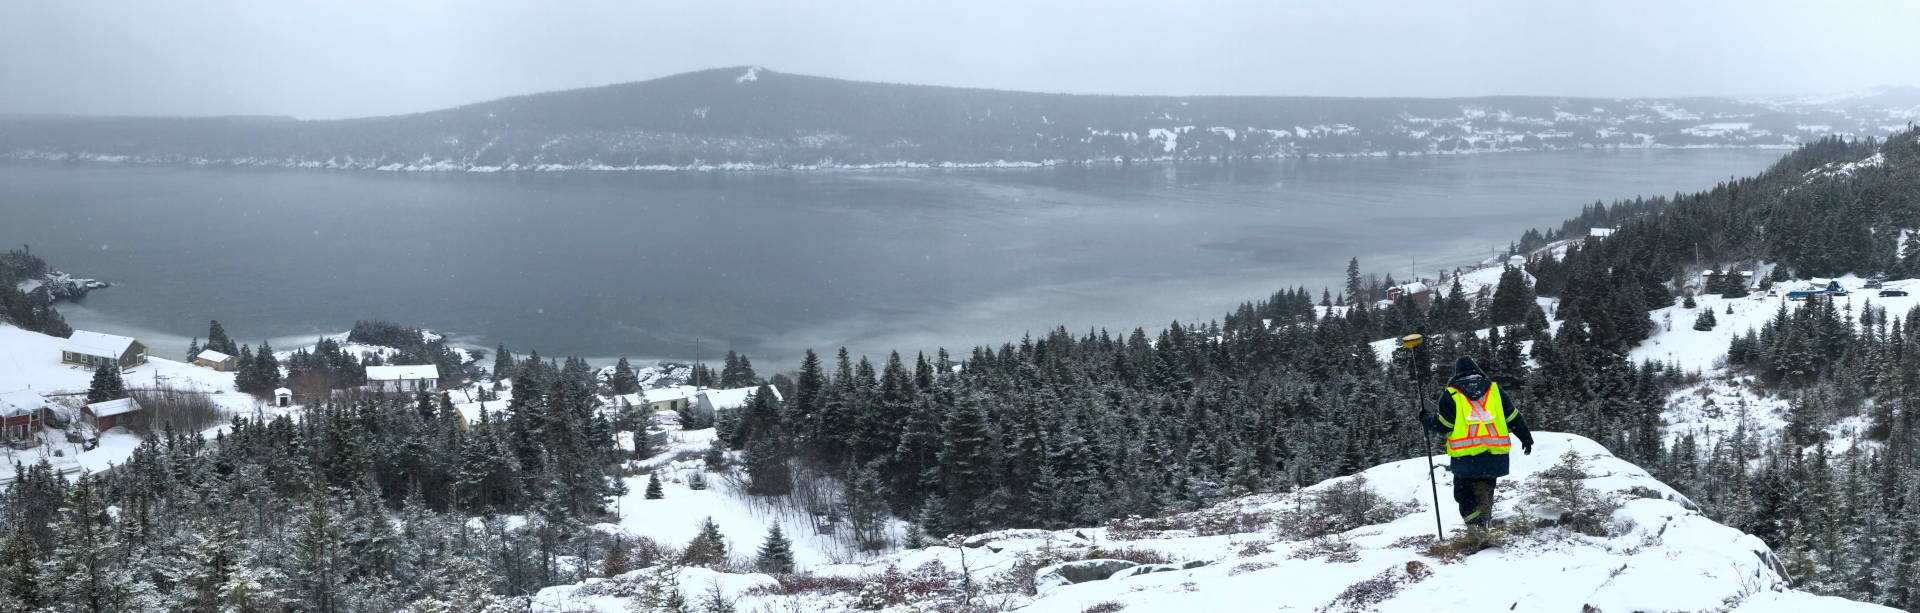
[[1419, 357, 1535, 479]]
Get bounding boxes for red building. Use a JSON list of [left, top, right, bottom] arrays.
[[83, 397, 143, 431], [0, 390, 50, 441]]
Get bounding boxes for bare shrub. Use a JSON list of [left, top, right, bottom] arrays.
[[986, 543, 1076, 596], [1288, 535, 1357, 563], [1082, 602, 1127, 613], [744, 573, 866, 597], [1276, 475, 1415, 540], [854, 561, 959, 610], [1387, 534, 1433, 550], [123, 388, 226, 435], [1107, 505, 1276, 541], [1238, 539, 1274, 557], [1520, 451, 1622, 537], [1083, 546, 1172, 566], [1229, 561, 1276, 576], [1316, 561, 1433, 612]]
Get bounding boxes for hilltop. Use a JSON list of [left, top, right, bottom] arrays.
[[4, 68, 1917, 171], [530, 432, 1892, 612]]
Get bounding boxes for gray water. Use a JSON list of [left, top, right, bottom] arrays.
[[0, 150, 1781, 366]]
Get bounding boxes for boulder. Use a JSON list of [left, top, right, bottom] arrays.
[[1035, 559, 1140, 593]]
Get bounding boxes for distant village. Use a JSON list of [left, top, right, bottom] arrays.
[[1, 321, 771, 471]]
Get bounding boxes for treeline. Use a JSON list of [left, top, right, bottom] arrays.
[[347, 320, 480, 380], [0, 349, 628, 611], [0, 249, 72, 337]]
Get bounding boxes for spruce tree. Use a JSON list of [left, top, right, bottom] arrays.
[[1694, 308, 1717, 331], [186, 337, 201, 362], [1345, 257, 1364, 303], [492, 344, 515, 383], [85, 363, 126, 404], [745, 438, 792, 496], [610, 357, 640, 395], [704, 438, 728, 471], [645, 473, 664, 500], [0, 529, 44, 610], [688, 470, 707, 491], [44, 475, 131, 613], [1488, 265, 1537, 325], [755, 525, 794, 574], [206, 320, 236, 355], [681, 518, 728, 568]]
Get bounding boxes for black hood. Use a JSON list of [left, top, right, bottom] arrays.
[[1449, 356, 1491, 398]]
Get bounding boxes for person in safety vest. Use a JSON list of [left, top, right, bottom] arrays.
[[1418, 356, 1534, 529]]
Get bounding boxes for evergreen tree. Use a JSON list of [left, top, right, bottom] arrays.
[[1694, 308, 1717, 331], [744, 438, 792, 496], [1345, 257, 1364, 303], [206, 320, 237, 356], [44, 475, 132, 613], [754, 526, 794, 574], [0, 529, 44, 610], [704, 438, 727, 471], [85, 363, 126, 404], [681, 518, 727, 568], [687, 470, 707, 491], [1489, 267, 1536, 328], [492, 345, 515, 383], [610, 357, 640, 395], [185, 337, 201, 362], [645, 473, 664, 500]]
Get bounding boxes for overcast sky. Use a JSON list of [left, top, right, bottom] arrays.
[[5, 0, 1919, 119]]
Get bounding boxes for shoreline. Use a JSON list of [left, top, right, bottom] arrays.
[[3, 141, 1803, 174]]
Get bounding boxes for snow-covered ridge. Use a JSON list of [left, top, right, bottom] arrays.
[[529, 433, 1890, 612]]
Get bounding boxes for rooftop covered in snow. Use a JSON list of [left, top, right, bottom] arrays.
[[85, 397, 142, 418], [364, 365, 441, 381], [63, 330, 140, 358]]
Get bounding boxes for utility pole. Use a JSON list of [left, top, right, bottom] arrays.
[[693, 337, 701, 389]]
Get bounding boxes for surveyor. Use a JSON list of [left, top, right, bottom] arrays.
[[1418, 356, 1534, 529]]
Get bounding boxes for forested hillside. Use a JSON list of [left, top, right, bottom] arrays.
[[4, 67, 1916, 171], [7, 130, 1920, 611]]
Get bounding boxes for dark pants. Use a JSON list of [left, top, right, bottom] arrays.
[[1453, 478, 1496, 527]]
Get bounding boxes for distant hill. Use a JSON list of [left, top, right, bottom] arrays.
[[4, 67, 1918, 171]]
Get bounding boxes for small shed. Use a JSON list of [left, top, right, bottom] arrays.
[[62, 330, 148, 371], [83, 397, 144, 431], [273, 387, 293, 407], [642, 385, 698, 412], [194, 349, 237, 371], [0, 390, 50, 441], [1384, 282, 1434, 309], [364, 365, 441, 394]]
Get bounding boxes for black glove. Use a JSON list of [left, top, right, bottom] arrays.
[[1523, 442, 1533, 455]]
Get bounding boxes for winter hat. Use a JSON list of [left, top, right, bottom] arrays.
[[1453, 356, 1484, 379]]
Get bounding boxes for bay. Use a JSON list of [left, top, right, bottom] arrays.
[[0, 150, 1781, 366]]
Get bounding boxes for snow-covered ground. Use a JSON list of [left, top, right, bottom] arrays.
[[0, 323, 265, 480], [593, 427, 903, 572], [531, 432, 1893, 612]]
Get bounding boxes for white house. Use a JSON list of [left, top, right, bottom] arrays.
[[641, 385, 699, 412], [364, 365, 441, 393], [694, 385, 785, 414], [273, 387, 293, 407]]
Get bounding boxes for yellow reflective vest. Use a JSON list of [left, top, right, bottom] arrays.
[[1439, 381, 1513, 458]]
